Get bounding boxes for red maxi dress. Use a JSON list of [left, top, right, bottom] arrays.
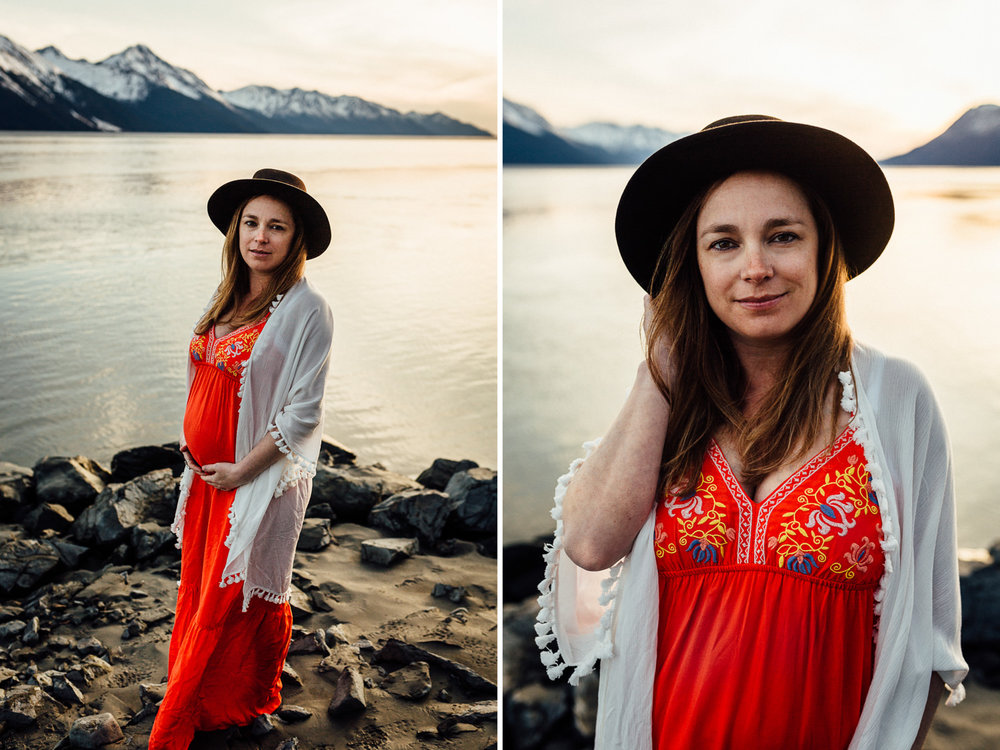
[[149, 317, 292, 749], [652, 426, 885, 750]]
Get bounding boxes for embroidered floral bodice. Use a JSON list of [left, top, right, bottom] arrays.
[[189, 316, 270, 380], [654, 425, 884, 583]]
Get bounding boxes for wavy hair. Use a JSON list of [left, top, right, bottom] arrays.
[[194, 195, 308, 335], [645, 171, 852, 497]]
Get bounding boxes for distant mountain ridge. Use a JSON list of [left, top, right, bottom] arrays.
[[0, 34, 490, 136], [884, 105, 1000, 165], [503, 97, 681, 164]]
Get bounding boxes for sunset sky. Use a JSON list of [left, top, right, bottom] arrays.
[[1, 0, 498, 132], [504, 0, 1000, 158]]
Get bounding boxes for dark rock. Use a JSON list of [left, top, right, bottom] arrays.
[[305, 502, 335, 520], [276, 704, 312, 722], [506, 683, 570, 749], [382, 660, 432, 700], [311, 464, 422, 523], [503, 538, 548, 603], [319, 436, 357, 466], [438, 719, 481, 736], [0, 605, 25, 622], [49, 539, 89, 568], [503, 599, 547, 688], [573, 671, 599, 739], [23, 502, 74, 535], [435, 538, 480, 557], [288, 586, 314, 621], [308, 589, 334, 612], [139, 681, 167, 705], [21, 616, 40, 645], [68, 712, 124, 748], [276, 739, 300, 750], [327, 665, 366, 716], [126, 703, 158, 726], [65, 654, 114, 686], [137, 606, 173, 626], [360, 538, 418, 567], [417, 458, 479, 491], [33, 455, 109, 513], [121, 620, 146, 640], [368, 490, 453, 546], [0, 539, 62, 593], [0, 619, 27, 641], [0, 684, 47, 728], [296, 518, 333, 551], [374, 638, 496, 697], [326, 624, 350, 645], [131, 523, 175, 561], [287, 628, 330, 656], [74, 636, 106, 656], [110, 444, 184, 482], [0, 461, 34, 522], [439, 699, 497, 724], [432, 583, 467, 603], [445, 468, 497, 542], [71, 469, 177, 546], [45, 672, 85, 706], [961, 552, 1000, 686], [247, 713, 276, 737], [282, 662, 303, 689], [0, 666, 17, 686]]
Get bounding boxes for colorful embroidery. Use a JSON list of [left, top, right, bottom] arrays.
[[656, 473, 736, 566], [189, 315, 270, 380], [656, 428, 884, 586]]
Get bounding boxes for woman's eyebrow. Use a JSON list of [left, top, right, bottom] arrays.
[[700, 217, 807, 238]]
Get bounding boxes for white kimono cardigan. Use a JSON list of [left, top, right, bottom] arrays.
[[172, 276, 334, 611], [536, 343, 968, 749]]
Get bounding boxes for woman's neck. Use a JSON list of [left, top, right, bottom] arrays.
[[731, 337, 791, 414]]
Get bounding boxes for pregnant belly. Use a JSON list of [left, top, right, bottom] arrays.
[[183, 365, 240, 467]]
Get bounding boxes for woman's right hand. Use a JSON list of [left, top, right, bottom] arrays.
[[181, 447, 205, 475]]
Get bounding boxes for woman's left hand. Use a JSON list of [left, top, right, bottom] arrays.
[[200, 462, 247, 491]]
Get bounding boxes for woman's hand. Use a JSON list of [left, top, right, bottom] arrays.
[[181, 447, 205, 476], [200, 462, 247, 491]]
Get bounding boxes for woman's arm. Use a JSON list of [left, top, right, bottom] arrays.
[[562, 295, 672, 571], [910, 674, 945, 749], [200, 435, 284, 491]]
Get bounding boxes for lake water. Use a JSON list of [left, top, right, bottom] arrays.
[[0, 133, 497, 477], [504, 166, 1000, 551]]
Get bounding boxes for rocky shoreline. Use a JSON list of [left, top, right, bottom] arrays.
[[0, 441, 498, 749], [502, 537, 1000, 749]]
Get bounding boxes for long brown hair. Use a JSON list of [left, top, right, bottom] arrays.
[[195, 195, 308, 335], [645, 171, 852, 497]]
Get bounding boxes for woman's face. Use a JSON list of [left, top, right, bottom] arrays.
[[238, 195, 297, 279], [695, 171, 819, 349]]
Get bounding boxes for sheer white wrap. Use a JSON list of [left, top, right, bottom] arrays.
[[172, 276, 334, 611], [537, 343, 968, 749]]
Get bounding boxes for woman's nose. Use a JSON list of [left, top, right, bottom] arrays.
[[254, 226, 268, 244], [741, 245, 773, 282]]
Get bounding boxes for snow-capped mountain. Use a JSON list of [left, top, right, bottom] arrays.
[[561, 121, 681, 162], [503, 97, 682, 164], [39, 44, 228, 105], [1, 33, 490, 136], [884, 105, 1000, 165]]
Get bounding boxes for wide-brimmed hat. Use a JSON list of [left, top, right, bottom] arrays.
[[615, 115, 894, 293], [207, 168, 331, 259]]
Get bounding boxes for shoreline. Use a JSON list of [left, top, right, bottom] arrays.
[[0, 441, 498, 749]]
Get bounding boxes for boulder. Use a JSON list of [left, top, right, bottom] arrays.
[[328, 665, 366, 716], [33, 455, 109, 513], [368, 490, 453, 546], [68, 712, 124, 748], [305, 502, 336, 520], [0, 619, 26, 641], [0, 539, 62, 593], [417, 458, 479, 491], [72, 469, 176, 546], [281, 662, 303, 689], [0, 684, 48, 728], [24, 502, 75, 535], [382, 660, 432, 700], [297, 518, 333, 551], [276, 705, 312, 723], [45, 672, 85, 706], [961, 550, 1000, 686], [506, 683, 570, 750], [131, 522, 175, 561], [311, 464, 421, 523], [0, 461, 34, 521], [445, 468, 497, 542], [110, 444, 184, 482], [360, 538, 418, 567], [319, 437, 357, 466], [287, 628, 330, 656]]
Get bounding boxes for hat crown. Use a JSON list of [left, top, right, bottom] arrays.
[[702, 114, 780, 131], [251, 168, 307, 192]]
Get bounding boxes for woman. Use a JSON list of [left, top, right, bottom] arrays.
[[149, 169, 334, 748], [535, 116, 967, 749]]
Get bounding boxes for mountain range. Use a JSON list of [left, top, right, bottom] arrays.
[[0, 34, 490, 137], [504, 97, 1000, 166]]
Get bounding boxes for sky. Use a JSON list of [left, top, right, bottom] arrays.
[[504, 0, 1000, 159], [1, 0, 498, 133]]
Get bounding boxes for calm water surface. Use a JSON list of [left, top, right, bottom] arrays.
[[0, 133, 497, 476], [504, 166, 1000, 551]]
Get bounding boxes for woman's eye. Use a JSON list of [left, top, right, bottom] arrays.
[[243, 219, 257, 228], [771, 231, 798, 243], [709, 238, 737, 251]]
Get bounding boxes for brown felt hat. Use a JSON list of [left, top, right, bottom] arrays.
[[615, 115, 894, 293], [207, 168, 331, 259]]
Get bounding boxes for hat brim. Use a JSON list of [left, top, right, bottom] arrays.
[[207, 177, 331, 259], [615, 119, 894, 293]]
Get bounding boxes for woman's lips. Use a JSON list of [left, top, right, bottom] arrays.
[[737, 292, 786, 310]]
